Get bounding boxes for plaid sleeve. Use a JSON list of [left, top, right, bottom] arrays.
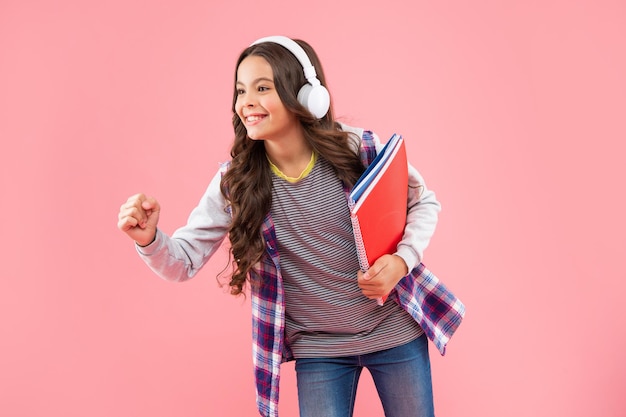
[[392, 263, 465, 355]]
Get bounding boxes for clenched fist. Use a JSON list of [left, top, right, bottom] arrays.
[[117, 193, 160, 246]]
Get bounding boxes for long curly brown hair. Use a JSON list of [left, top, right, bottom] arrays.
[[220, 39, 365, 295]]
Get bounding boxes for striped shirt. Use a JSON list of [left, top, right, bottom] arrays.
[[270, 156, 423, 357]]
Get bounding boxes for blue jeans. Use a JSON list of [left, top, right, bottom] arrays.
[[294, 335, 435, 417]]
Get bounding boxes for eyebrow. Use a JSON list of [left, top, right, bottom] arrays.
[[236, 77, 274, 86]]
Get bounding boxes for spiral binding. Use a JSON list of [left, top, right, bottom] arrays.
[[349, 212, 370, 272]]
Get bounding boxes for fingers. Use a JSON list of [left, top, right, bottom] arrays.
[[117, 193, 160, 241], [358, 268, 387, 299], [360, 258, 387, 282], [357, 255, 408, 300], [118, 194, 148, 228], [121, 194, 158, 219], [117, 211, 139, 231]]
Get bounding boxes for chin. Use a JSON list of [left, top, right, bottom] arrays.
[[246, 133, 264, 141], [245, 130, 267, 141]]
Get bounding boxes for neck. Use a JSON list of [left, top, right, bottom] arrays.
[[264, 138, 313, 179]]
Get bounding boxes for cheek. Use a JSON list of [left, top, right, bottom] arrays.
[[234, 98, 243, 116], [263, 97, 288, 117], [234, 102, 248, 124]]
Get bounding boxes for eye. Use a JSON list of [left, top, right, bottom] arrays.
[[236, 88, 245, 95], [258, 86, 270, 92]]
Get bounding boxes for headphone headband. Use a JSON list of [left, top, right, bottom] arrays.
[[251, 36, 320, 85]]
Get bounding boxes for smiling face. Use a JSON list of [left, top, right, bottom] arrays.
[[234, 55, 302, 142]]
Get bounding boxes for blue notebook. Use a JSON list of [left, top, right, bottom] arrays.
[[350, 133, 403, 205]]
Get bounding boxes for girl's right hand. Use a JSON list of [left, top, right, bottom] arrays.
[[117, 193, 160, 246]]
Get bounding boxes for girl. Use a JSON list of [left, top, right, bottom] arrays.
[[117, 36, 463, 417]]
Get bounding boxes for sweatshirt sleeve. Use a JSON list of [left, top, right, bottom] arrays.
[[135, 168, 232, 282], [396, 161, 441, 270], [370, 133, 441, 271]]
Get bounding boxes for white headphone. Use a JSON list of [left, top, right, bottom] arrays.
[[250, 35, 330, 119]]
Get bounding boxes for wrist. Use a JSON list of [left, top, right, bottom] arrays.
[[136, 232, 157, 247], [393, 254, 409, 277]]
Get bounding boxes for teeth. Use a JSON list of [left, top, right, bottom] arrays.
[[246, 115, 264, 122]]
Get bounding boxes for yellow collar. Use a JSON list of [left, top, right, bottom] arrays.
[[268, 152, 317, 183]]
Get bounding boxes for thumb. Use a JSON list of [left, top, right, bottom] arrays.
[[140, 197, 161, 228], [357, 269, 370, 281], [141, 197, 159, 212], [363, 257, 389, 281]]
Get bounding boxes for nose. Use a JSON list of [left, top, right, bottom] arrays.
[[239, 91, 257, 108]]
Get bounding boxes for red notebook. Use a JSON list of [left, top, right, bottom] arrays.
[[349, 134, 408, 305]]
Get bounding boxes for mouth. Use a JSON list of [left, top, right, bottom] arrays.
[[245, 114, 266, 123]]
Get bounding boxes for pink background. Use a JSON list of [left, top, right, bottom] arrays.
[[1, 1, 625, 416]]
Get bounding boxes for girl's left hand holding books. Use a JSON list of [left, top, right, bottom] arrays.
[[357, 254, 408, 301]]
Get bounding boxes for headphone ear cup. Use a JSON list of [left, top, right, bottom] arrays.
[[297, 83, 330, 119]]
